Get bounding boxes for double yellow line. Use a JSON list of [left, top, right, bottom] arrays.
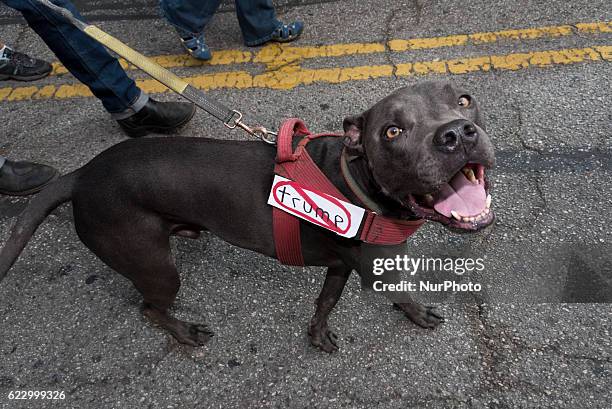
[[1, 21, 610, 102]]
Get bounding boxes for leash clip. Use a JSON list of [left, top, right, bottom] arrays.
[[223, 110, 244, 130], [224, 110, 277, 145], [251, 126, 277, 145]]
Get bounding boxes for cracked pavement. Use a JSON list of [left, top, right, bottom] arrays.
[[0, 0, 611, 408]]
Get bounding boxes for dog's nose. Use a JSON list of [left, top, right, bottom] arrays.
[[433, 119, 479, 153]]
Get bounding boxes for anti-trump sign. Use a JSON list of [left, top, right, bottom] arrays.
[[267, 175, 365, 238]]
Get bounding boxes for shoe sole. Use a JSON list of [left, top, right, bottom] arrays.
[[0, 170, 60, 197], [272, 31, 303, 44], [181, 44, 212, 61], [247, 30, 303, 47], [0, 71, 52, 82], [121, 104, 197, 138]]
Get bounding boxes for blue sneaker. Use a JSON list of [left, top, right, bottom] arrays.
[[270, 21, 304, 43], [177, 29, 212, 61], [247, 21, 304, 47]]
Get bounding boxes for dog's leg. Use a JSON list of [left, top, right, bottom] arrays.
[[139, 265, 213, 348], [75, 216, 213, 347], [393, 299, 444, 329], [308, 266, 351, 353]]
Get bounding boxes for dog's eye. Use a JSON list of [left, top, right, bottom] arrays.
[[385, 126, 403, 139], [458, 95, 471, 107]]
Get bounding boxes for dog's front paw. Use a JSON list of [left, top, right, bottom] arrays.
[[394, 303, 444, 329], [308, 323, 339, 353]]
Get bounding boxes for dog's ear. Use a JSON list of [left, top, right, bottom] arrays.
[[343, 115, 364, 155]]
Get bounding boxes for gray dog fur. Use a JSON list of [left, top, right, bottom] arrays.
[[0, 81, 495, 352]]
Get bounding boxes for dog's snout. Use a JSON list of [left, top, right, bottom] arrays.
[[433, 119, 479, 153], [434, 128, 460, 152], [463, 122, 477, 140]]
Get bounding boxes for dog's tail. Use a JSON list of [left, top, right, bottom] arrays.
[[0, 171, 77, 282]]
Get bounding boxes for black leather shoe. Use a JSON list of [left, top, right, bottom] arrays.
[[117, 98, 196, 137], [0, 48, 52, 81], [0, 160, 59, 196]]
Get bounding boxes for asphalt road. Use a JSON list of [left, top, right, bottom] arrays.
[[0, 1, 611, 408]]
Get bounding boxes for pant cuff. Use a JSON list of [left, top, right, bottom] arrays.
[[110, 91, 150, 120]]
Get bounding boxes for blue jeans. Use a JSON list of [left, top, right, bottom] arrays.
[[1, 0, 147, 117], [159, 0, 282, 46]]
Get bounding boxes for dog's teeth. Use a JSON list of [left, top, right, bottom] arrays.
[[486, 194, 492, 208], [484, 207, 490, 215], [451, 210, 461, 221], [463, 168, 477, 183]]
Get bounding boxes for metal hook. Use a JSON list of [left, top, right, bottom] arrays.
[[251, 126, 277, 145], [224, 110, 277, 145]]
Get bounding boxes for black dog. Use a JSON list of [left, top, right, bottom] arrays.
[[0, 81, 495, 352]]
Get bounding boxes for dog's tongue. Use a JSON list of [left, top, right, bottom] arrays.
[[432, 171, 486, 217]]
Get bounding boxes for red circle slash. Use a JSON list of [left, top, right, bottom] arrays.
[[272, 180, 352, 234]]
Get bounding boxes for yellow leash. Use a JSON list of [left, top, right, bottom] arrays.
[[36, 0, 277, 144]]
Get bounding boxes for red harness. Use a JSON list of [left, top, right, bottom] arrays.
[[272, 118, 425, 266]]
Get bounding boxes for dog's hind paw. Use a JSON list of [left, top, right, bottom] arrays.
[[394, 303, 444, 329], [175, 323, 214, 346], [167, 322, 214, 347], [143, 306, 214, 347], [308, 324, 339, 353]]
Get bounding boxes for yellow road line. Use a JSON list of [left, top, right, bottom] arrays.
[[2, 45, 610, 102], [48, 20, 612, 75]]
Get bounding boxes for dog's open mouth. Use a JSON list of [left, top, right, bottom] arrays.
[[406, 164, 494, 231]]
